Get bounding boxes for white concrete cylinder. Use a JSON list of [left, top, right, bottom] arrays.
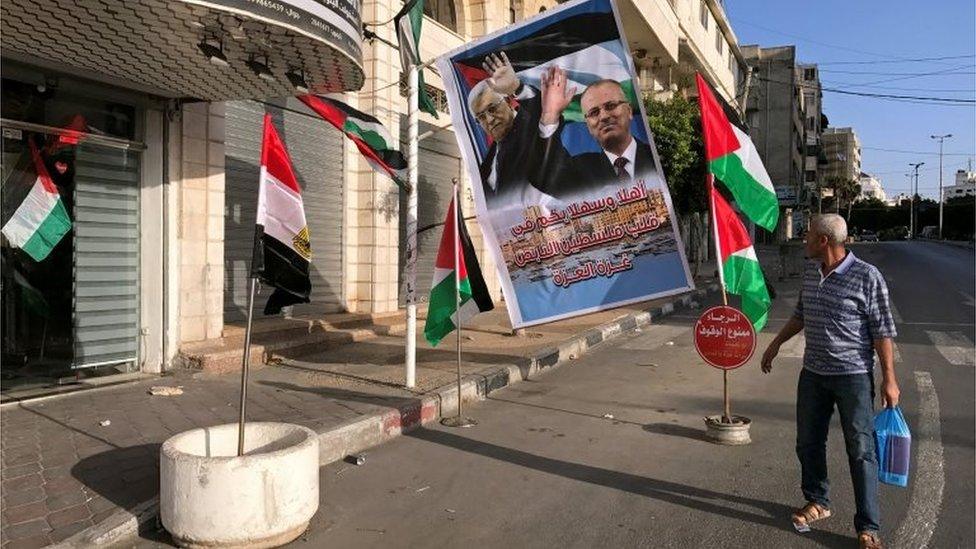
[[160, 422, 319, 548], [704, 415, 752, 445]]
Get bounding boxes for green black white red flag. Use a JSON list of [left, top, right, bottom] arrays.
[[252, 114, 312, 315], [394, 0, 439, 118], [299, 95, 408, 188], [696, 73, 778, 232], [424, 195, 493, 346], [711, 184, 771, 331], [1, 141, 72, 262]]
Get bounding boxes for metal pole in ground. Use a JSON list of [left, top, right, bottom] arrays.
[[442, 179, 476, 428], [707, 174, 732, 423], [237, 277, 258, 456], [931, 134, 952, 239], [909, 162, 925, 238], [405, 65, 419, 389]]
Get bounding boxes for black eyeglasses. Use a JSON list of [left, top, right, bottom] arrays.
[[475, 100, 505, 122], [584, 100, 628, 120]]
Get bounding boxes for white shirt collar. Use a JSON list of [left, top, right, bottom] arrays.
[[604, 137, 637, 179]]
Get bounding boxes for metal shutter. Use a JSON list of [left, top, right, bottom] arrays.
[[399, 120, 461, 306], [72, 143, 140, 368], [224, 99, 345, 321]]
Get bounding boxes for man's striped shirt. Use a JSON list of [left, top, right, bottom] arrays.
[[793, 251, 897, 375]]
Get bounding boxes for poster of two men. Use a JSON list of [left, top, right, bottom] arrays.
[[436, 0, 694, 328]]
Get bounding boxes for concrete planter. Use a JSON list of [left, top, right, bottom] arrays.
[[703, 415, 752, 445], [160, 422, 319, 548]]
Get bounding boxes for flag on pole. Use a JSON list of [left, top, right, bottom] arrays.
[[252, 114, 312, 315], [711, 185, 771, 331], [696, 73, 778, 232], [298, 95, 408, 188], [394, 0, 439, 118], [1, 141, 72, 262], [424, 196, 493, 346]]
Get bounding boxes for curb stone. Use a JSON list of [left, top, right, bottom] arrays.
[[53, 282, 719, 547]]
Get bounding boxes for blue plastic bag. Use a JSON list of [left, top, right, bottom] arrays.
[[875, 406, 911, 487]]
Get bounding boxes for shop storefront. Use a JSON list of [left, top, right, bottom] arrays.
[[1, 0, 363, 397]]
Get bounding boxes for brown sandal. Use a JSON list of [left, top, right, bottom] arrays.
[[858, 531, 883, 549], [791, 502, 832, 526]]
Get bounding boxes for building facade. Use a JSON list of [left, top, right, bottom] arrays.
[[1, 0, 749, 395], [945, 168, 976, 198], [858, 172, 887, 202], [822, 127, 862, 185], [741, 45, 806, 237], [797, 64, 826, 209]]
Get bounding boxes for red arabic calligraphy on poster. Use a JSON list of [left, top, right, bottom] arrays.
[[694, 305, 756, 370]]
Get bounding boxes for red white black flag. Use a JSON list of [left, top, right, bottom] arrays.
[[251, 114, 311, 314]]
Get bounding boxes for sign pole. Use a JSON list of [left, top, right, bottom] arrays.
[[405, 65, 419, 389], [707, 174, 732, 423], [237, 277, 258, 456], [442, 179, 476, 428]]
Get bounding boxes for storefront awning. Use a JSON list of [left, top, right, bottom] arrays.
[[1, 0, 364, 100]]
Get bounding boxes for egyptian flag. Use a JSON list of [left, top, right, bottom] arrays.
[[1, 140, 72, 262], [712, 184, 771, 331], [394, 0, 438, 118], [298, 95, 408, 188], [424, 195, 493, 346], [696, 73, 779, 232], [252, 114, 312, 315]]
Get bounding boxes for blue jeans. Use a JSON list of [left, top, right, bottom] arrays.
[[796, 368, 880, 533]]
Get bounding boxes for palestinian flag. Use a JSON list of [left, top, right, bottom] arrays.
[[1, 140, 72, 262], [299, 95, 408, 188], [424, 195, 493, 346], [252, 114, 312, 315], [394, 0, 438, 118], [696, 73, 778, 232], [712, 184, 771, 331]]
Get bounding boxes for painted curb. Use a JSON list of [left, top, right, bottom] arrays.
[[54, 283, 719, 547]]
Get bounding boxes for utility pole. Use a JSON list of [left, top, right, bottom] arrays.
[[931, 134, 952, 239], [909, 162, 925, 238]]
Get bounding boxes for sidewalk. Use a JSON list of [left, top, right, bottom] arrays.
[[0, 279, 720, 548]]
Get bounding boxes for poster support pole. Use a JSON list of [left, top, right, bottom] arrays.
[[405, 65, 419, 389]]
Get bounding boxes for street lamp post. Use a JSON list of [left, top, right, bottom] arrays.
[[931, 134, 952, 240], [909, 162, 925, 238]]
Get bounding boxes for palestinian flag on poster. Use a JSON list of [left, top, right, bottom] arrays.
[[712, 185, 771, 331], [1, 140, 72, 262], [252, 114, 312, 315], [424, 196, 494, 346], [394, 0, 438, 118], [696, 73, 778, 232], [299, 95, 408, 188]]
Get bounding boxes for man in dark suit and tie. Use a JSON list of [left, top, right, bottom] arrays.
[[466, 53, 548, 208], [530, 66, 659, 201]]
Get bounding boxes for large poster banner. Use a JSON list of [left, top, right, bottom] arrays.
[[436, 0, 694, 328]]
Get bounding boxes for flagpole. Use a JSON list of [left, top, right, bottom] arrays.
[[708, 174, 732, 424], [405, 65, 419, 389], [442, 179, 476, 428], [237, 277, 258, 456]]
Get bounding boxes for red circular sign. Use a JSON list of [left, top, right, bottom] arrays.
[[694, 305, 756, 370]]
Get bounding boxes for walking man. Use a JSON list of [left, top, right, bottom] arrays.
[[761, 214, 899, 549]]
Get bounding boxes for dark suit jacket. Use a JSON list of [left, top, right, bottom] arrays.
[[478, 87, 544, 207], [530, 126, 658, 201]]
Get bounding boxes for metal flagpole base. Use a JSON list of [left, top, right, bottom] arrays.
[[440, 415, 478, 428]]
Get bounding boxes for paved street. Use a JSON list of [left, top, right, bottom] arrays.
[[254, 241, 970, 549]]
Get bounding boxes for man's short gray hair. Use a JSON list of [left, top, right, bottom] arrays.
[[467, 80, 500, 112], [810, 214, 848, 244]]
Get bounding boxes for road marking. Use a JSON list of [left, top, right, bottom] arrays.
[[960, 291, 975, 308], [892, 371, 944, 549], [776, 334, 901, 363], [924, 331, 975, 366]]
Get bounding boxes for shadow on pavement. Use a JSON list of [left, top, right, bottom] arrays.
[[407, 427, 851, 548], [642, 422, 707, 442]]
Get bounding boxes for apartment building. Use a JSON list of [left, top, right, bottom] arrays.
[[822, 127, 862, 184]]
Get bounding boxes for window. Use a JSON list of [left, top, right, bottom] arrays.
[[729, 51, 735, 72], [423, 0, 457, 32], [804, 68, 816, 81], [805, 170, 816, 182], [715, 31, 723, 55], [700, 1, 709, 29]]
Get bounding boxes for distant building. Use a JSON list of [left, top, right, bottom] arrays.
[[944, 169, 976, 199], [798, 64, 824, 203], [742, 44, 806, 237], [858, 172, 886, 202], [822, 127, 862, 184]]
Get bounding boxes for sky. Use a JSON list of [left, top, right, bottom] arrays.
[[725, 0, 976, 199]]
